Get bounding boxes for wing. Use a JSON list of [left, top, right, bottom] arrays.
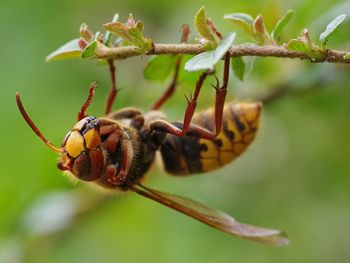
[[130, 184, 288, 246]]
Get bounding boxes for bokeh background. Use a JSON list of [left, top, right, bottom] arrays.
[[1, 0, 350, 262]]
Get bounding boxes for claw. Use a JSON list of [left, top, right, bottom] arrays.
[[214, 75, 220, 87], [210, 84, 217, 91], [210, 75, 220, 90], [184, 92, 193, 103]]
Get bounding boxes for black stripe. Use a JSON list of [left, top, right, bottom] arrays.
[[222, 120, 235, 141], [230, 105, 246, 132], [182, 136, 203, 173], [201, 111, 214, 131]]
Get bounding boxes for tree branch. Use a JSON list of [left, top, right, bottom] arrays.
[[95, 43, 350, 63]]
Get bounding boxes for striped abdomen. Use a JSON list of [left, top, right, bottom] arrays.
[[160, 102, 261, 175]]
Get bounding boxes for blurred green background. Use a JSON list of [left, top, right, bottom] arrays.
[[1, 0, 350, 262]]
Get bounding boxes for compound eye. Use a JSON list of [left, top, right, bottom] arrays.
[[65, 131, 85, 158], [72, 151, 91, 180]]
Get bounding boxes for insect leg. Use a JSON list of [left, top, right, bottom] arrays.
[[103, 128, 129, 186], [106, 108, 145, 129], [151, 25, 190, 110], [77, 82, 97, 121], [102, 126, 121, 152], [149, 53, 230, 140], [150, 71, 209, 137], [105, 59, 118, 115], [151, 56, 182, 110], [211, 52, 230, 136], [148, 120, 218, 140], [106, 148, 128, 186]]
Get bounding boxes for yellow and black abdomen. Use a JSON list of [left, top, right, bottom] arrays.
[[160, 102, 262, 175]]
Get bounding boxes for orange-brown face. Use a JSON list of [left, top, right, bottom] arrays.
[[58, 116, 104, 181]]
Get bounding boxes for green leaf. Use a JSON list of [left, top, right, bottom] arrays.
[[271, 10, 294, 41], [104, 22, 134, 42], [285, 29, 323, 59], [253, 15, 271, 45], [144, 55, 178, 82], [194, 6, 216, 43], [285, 38, 310, 53], [285, 29, 313, 54], [344, 53, 350, 59], [94, 31, 105, 44], [224, 13, 254, 36], [231, 57, 245, 81], [285, 40, 322, 60], [104, 13, 119, 46], [81, 40, 98, 58], [128, 21, 153, 52], [319, 14, 347, 46], [185, 32, 236, 72], [103, 19, 152, 53], [46, 39, 82, 62]]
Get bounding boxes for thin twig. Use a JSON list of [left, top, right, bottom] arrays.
[[95, 43, 350, 63]]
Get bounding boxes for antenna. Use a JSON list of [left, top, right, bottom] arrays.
[[16, 92, 63, 153]]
